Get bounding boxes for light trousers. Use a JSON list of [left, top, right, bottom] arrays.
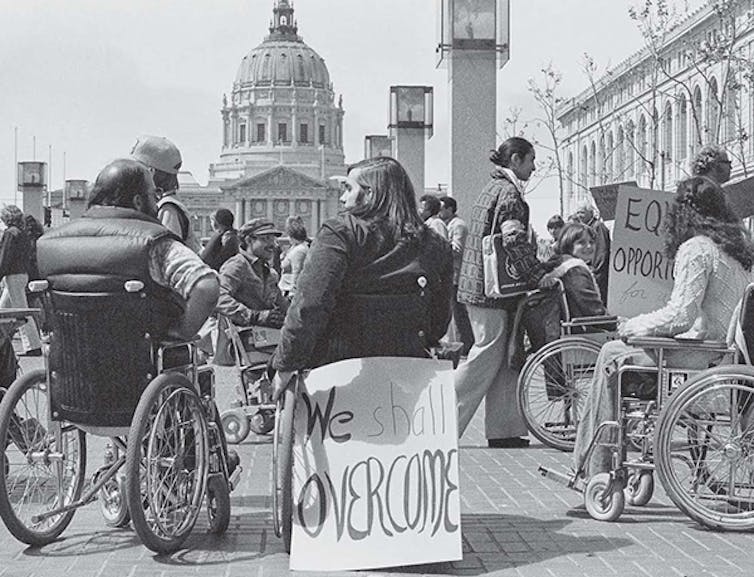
[[0, 273, 41, 352], [455, 303, 528, 440]]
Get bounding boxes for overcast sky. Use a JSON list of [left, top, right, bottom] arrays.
[[0, 1, 698, 231]]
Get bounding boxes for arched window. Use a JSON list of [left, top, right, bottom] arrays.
[[606, 131, 614, 182], [567, 151, 574, 197], [725, 83, 737, 144], [590, 141, 597, 186], [638, 114, 647, 181], [580, 144, 588, 190], [626, 120, 635, 178], [677, 97, 688, 162], [598, 136, 606, 184], [707, 76, 720, 143], [616, 126, 625, 179], [693, 85, 703, 153]]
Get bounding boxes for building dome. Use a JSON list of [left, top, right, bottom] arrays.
[[235, 39, 331, 89]]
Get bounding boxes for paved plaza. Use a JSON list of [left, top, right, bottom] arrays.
[[0, 358, 752, 577]]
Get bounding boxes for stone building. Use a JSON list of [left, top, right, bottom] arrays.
[[557, 0, 754, 216], [181, 0, 346, 239]]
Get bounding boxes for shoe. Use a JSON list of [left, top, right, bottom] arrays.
[[226, 449, 240, 476], [20, 348, 42, 357], [487, 437, 530, 448]]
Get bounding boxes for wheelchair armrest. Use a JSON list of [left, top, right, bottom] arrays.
[[0, 308, 41, 323], [625, 335, 732, 353], [564, 315, 619, 328], [157, 334, 201, 348]]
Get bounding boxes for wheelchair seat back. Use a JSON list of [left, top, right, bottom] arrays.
[[48, 289, 154, 427], [737, 283, 754, 364]]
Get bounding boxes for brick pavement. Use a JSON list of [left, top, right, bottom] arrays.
[[0, 358, 752, 577]]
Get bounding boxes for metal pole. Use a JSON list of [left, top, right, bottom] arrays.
[[13, 126, 18, 204], [33, 136, 36, 161], [48, 144, 52, 207]]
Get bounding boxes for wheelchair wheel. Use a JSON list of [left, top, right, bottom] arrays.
[[206, 474, 230, 534], [655, 365, 754, 531], [518, 337, 601, 452], [272, 386, 296, 554], [625, 470, 654, 506], [584, 472, 625, 521], [221, 408, 249, 445], [0, 369, 86, 546], [126, 373, 209, 554]]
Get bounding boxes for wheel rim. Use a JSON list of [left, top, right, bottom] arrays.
[[1, 373, 85, 538], [657, 374, 754, 526], [141, 387, 208, 540], [519, 339, 600, 450]]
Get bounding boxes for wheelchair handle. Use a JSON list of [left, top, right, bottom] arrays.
[[124, 280, 145, 293], [27, 280, 48, 293]]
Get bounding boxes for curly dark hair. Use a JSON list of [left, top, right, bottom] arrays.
[[664, 176, 754, 271]]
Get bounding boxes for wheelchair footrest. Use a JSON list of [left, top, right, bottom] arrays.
[[538, 466, 585, 493], [228, 466, 243, 492]]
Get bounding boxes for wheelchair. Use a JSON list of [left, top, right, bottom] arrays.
[[516, 283, 617, 451], [216, 315, 278, 444], [0, 280, 241, 553], [541, 283, 754, 529]]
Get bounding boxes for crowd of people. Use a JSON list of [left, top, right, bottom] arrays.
[[3, 132, 751, 514]]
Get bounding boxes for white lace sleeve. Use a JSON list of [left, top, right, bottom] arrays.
[[622, 237, 713, 337]]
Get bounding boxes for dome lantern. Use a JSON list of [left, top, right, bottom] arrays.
[[269, 0, 299, 41]]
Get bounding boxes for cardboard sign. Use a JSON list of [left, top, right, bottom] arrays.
[[724, 175, 754, 220], [289, 357, 461, 571], [608, 185, 675, 316], [589, 180, 638, 221]]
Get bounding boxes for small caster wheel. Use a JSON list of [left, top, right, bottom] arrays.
[[584, 472, 625, 521], [99, 474, 130, 528], [221, 408, 249, 445], [249, 409, 274, 435], [206, 475, 231, 534], [626, 470, 654, 506]]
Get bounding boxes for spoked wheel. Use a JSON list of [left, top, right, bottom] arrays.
[[272, 384, 297, 554], [126, 373, 209, 554], [584, 472, 625, 521], [625, 470, 654, 506], [220, 408, 249, 445], [655, 365, 754, 531], [206, 474, 230, 534], [0, 369, 86, 546], [518, 338, 601, 452]]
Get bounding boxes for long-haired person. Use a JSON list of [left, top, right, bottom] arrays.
[[271, 156, 453, 397], [574, 176, 754, 481], [455, 137, 550, 448]]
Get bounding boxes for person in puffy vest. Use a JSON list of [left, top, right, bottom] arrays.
[[130, 135, 202, 253], [37, 158, 218, 341]]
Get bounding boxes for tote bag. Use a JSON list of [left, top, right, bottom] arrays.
[[482, 199, 530, 299]]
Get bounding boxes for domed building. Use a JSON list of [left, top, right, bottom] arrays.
[[181, 0, 345, 239]]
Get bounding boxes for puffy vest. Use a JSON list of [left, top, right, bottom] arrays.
[[158, 195, 202, 253], [37, 206, 185, 337]]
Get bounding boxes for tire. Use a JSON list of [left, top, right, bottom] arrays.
[[125, 373, 209, 554], [221, 408, 249, 445], [584, 472, 625, 522], [0, 369, 86, 546], [249, 409, 274, 436], [99, 475, 130, 528], [655, 365, 754, 531], [518, 337, 601, 452], [272, 386, 296, 554], [206, 474, 231, 534], [625, 471, 654, 506]]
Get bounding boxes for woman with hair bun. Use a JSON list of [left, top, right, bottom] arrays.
[[455, 136, 551, 448]]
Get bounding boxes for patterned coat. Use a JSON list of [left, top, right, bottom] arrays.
[[457, 168, 544, 309]]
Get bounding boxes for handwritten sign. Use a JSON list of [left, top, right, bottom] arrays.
[[608, 185, 674, 316], [289, 357, 461, 571]]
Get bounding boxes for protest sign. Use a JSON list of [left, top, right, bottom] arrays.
[[288, 357, 461, 571], [608, 185, 674, 316], [589, 180, 638, 221]]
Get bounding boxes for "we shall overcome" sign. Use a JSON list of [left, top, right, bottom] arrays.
[[288, 357, 461, 571]]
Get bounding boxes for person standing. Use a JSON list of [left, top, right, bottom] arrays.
[[573, 201, 611, 306], [419, 194, 449, 240], [690, 144, 732, 185], [131, 135, 202, 253], [439, 195, 474, 356], [0, 206, 42, 356], [200, 208, 239, 271], [278, 216, 309, 299], [455, 137, 547, 448]]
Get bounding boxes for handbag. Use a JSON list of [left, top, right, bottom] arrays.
[[482, 199, 530, 299]]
